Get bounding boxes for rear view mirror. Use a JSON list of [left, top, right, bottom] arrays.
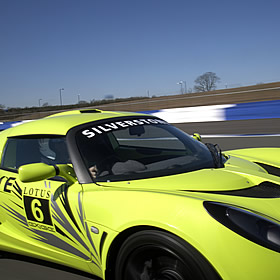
[[129, 126, 145, 136], [19, 163, 76, 184], [19, 163, 56, 183]]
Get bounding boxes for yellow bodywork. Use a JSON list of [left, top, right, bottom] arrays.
[[0, 110, 280, 279]]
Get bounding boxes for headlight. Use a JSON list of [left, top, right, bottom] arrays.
[[204, 201, 280, 253]]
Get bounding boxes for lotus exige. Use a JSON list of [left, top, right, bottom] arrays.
[[0, 109, 280, 280]]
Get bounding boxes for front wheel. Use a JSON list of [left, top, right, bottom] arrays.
[[114, 230, 221, 280]]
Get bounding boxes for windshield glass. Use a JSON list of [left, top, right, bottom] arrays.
[[75, 117, 215, 182]]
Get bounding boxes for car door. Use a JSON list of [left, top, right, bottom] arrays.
[[0, 136, 103, 276]]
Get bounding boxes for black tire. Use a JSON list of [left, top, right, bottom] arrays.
[[114, 230, 221, 280]]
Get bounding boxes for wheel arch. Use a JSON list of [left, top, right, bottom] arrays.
[[104, 225, 221, 280]]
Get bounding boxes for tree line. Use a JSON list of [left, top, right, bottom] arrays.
[[0, 72, 220, 114]]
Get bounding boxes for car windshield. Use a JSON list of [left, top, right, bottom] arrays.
[[75, 117, 215, 182]]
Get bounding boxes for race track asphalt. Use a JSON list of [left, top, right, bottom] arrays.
[[0, 119, 279, 280], [0, 255, 97, 280]]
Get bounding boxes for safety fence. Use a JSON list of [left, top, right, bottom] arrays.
[[1, 99, 280, 131], [144, 99, 280, 123]]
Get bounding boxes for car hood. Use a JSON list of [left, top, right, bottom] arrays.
[[99, 153, 280, 192]]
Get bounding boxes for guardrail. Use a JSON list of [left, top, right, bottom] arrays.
[[1, 99, 280, 131], [147, 99, 280, 123], [0, 121, 31, 131]]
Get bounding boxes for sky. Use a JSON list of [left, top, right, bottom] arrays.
[[0, 0, 279, 108]]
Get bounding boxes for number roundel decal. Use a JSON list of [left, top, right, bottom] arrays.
[[24, 196, 52, 226]]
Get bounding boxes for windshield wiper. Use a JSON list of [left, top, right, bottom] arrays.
[[205, 143, 224, 168]]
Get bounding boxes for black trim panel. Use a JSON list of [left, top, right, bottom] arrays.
[[255, 162, 280, 177], [185, 181, 280, 198]]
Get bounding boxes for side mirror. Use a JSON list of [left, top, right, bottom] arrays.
[[19, 163, 76, 184], [193, 133, 202, 142]]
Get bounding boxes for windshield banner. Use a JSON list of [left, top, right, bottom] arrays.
[[82, 118, 168, 138]]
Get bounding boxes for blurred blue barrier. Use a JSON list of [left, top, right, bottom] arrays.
[[225, 100, 280, 121], [147, 100, 280, 123], [0, 121, 24, 131], [1, 100, 280, 130]]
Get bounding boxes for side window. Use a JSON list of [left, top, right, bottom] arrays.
[[1, 137, 70, 171], [2, 138, 41, 170], [1, 139, 17, 169], [40, 138, 70, 165]]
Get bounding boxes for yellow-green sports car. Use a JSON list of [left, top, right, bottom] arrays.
[[0, 109, 280, 280]]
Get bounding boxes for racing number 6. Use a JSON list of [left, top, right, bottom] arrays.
[[24, 196, 53, 226], [31, 199, 44, 222]]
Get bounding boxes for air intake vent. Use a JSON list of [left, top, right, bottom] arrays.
[[189, 181, 280, 198], [80, 109, 102, 113], [255, 162, 280, 177]]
